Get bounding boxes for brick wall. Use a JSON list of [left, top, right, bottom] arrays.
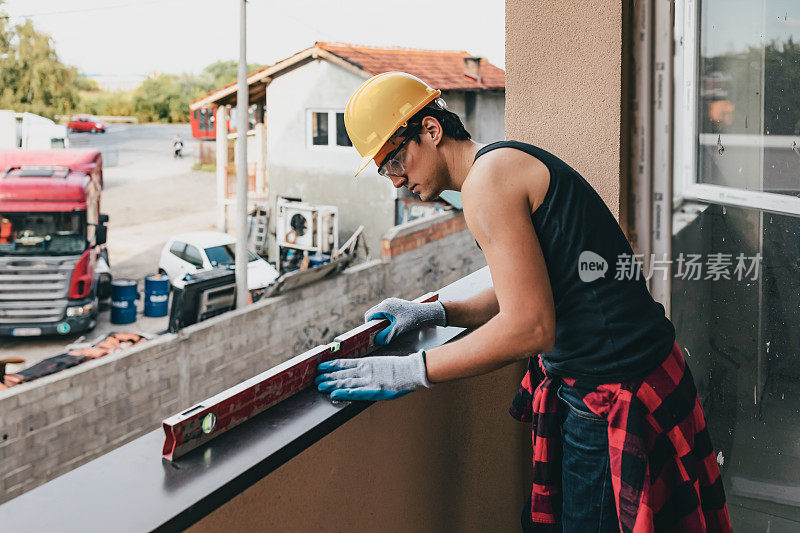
[[0, 221, 484, 502], [381, 210, 468, 258]]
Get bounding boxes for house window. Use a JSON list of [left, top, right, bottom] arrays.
[[336, 113, 352, 146], [312, 112, 328, 145], [671, 2, 800, 529], [308, 110, 351, 148], [677, 0, 800, 215]]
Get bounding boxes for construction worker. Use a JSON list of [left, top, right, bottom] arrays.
[[316, 72, 731, 532]]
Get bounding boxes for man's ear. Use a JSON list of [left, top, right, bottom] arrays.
[[421, 116, 443, 146]]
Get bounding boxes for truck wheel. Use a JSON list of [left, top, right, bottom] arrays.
[[91, 128, 96, 133], [97, 274, 112, 300]]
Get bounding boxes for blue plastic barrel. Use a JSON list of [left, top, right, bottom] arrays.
[[144, 274, 170, 317], [307, 253, 331, 267], [110, 279, 138, 324]]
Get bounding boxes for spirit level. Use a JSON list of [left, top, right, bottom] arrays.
[[162, 292, 439, 461]]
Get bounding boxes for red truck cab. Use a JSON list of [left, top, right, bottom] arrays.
[[0, 149, 110, 336]]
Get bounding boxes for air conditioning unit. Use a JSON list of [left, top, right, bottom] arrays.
[[276, 198, 338, 254]]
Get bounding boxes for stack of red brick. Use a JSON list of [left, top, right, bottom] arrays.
[[381, 214, 467, 259]]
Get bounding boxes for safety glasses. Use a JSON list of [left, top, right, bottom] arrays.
[[377, 134, 413, 178]]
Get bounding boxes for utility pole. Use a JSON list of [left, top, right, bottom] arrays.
[[235, 0, 249, 309]]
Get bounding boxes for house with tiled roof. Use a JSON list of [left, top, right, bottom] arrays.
[[192, 42, 505, 260]]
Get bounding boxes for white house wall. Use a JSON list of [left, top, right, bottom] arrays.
[[473, 92, 506, 142], [440, 90, 505, 143], [266, 59, 395, 261]]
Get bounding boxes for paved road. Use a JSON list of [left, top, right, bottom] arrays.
[[1, 124, 217, 369]]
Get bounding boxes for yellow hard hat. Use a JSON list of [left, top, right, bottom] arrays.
[[345, 72, 441, 177]]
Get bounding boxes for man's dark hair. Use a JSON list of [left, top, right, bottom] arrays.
[[402, 101, 471, 142]]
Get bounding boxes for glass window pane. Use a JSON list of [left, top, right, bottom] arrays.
[[312, 112, 328, 145], [0, 212, 85, 256], [336, 113, 352, 146], [672, 200, 800, 528], [184, 245, 204, 267], [698, 0, 800, 196], [170, 241, 186, 259], [204, 244, 257, 266]]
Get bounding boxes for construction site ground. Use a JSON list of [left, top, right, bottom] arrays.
[[0, 124, 217, 371]]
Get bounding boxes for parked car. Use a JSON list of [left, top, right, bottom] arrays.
[[68, 114, 106, 133], [158, 231, 279, 290]]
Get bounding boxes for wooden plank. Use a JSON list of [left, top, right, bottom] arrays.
[[162, 291, 439, 461]]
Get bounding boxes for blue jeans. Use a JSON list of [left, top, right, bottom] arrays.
[[522, 383, 619, 532]]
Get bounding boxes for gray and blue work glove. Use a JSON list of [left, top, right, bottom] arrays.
[[316, 350, 433, 401], [365, 297, 447, 345]]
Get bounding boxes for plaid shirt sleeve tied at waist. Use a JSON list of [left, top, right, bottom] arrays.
[[510, 341, 732, 532]]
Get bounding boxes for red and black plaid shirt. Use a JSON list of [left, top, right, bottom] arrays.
[[510, 341, 732, 532]]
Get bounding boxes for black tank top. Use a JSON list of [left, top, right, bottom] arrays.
[[473, 141, 675, 384]]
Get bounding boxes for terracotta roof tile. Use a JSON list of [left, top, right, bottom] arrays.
[[317, 42, 504, 90]]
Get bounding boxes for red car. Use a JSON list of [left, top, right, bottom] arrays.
[[68, 114, 106, 133]]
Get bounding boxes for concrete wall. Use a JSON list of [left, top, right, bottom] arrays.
[[505, 0, 626, 218], [441, 90, 506, 143], [0, 224, 486, 502]]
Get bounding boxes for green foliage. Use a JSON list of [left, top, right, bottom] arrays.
[[80, 90, 133, 118], [201, 60, 265, 89], [701, 38, 800, 135], [0, 1, 266, 123], [75, 76, 100, 92], [763, 38, 800, 135], [0, 18, 79, 118], [129, 60, 264, 123], [131, 73, 209, 123], [191, 162, 216, 172]]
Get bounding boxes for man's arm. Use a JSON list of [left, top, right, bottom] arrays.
[[424, 154, 555, 383], [442, 287, 499, 329]]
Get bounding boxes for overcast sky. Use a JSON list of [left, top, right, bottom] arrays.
[[2, 0, 506, 77]]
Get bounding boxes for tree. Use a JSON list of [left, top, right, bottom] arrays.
[[0, 8, 78, 118], [75, 76, 99, 92], [701, 38, 800, 135], [763, 38, 800, 136], [132, 73, 209, 123], [201, 60, 265, 90]]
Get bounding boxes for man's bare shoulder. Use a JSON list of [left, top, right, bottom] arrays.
[[463, 146, 550, 212]]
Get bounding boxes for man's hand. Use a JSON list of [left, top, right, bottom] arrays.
[[315, 350, 432, 401], [365, 298, 447, 345]]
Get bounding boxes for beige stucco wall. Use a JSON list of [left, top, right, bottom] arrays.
[[190, 361, 531, 532], [505, 0, 626, 218]]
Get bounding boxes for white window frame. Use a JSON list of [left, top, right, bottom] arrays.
[[306, 109, 350, 149], [674, 0, 800, 216]]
